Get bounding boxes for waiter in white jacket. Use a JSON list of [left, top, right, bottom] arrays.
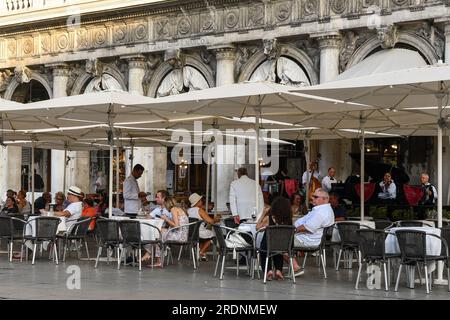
[[229, 167, 264, 224], [123, 164, 145, 217]]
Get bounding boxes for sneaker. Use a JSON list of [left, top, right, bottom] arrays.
[[200, 255, 208, 262], [294, 269, 305, 277]]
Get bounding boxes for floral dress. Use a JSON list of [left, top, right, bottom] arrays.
[[162, 214, 189, 242]]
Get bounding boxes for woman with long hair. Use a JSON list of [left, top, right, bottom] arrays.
[[256, 196, 300, 280]]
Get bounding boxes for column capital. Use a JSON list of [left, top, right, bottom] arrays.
[[120, 54, 147, 69], [310, 32, 342, 49], [46, 63, 70, 77], [208, 45, 236, 61], [435, 17, 450, 35]]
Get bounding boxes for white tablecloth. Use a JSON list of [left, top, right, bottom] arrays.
[[331, 220, 376, 242], [385, 227, 441, 255], [111, 217, 164, 241]]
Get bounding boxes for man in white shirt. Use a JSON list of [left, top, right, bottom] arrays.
[[294, 188, 335, 248], [321, 167, 337, 193], [149, 190, 172, 219], [302, 162, 321, 188], [54, 186, 83, 230], [123, 164, 144, 217], [229, 167, 264, 224]]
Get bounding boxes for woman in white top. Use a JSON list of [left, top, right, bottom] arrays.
[[17, 190, 31, 215], [187, 193, 220, 261]]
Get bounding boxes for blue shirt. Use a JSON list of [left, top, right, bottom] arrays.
[[294, 203, 335, 247], [150, 207, 172, 220]]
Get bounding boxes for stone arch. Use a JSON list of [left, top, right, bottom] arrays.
[[4, 71, 53, 100], [147, 54, 215, 98], [70, 63, 127, 95], [238, 44, 319, 85], [346, 31, 439, 69]]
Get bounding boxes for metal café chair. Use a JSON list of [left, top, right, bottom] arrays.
[[57, 217, 92, 262], [355, 229, 400, 291], [394, 229, 449, 294], [118, 220, 162, 271], [21, 216, 60, 265], [395, 220, 431, 227], [0, 216, 26, 262], [336, 222, 373, 270], [212, 224, 255, 280], [374, 219, 395, 230], [94, 218, 122, 269]]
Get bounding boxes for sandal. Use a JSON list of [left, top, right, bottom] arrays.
[[266, 270, 273, 281], [146, 262, 162, 268], [275, 270, 284, 280]]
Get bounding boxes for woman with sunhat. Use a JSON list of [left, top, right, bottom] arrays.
[[187, 193, 220, 261]]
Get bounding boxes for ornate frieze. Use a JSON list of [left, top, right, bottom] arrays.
[[377, 24, 398, 49]]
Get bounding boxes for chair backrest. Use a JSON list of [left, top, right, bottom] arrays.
[[212, 224, 227, 252], [223, 217, 238, 229], [119, 220, 141, 244], [96, 219, 120, 244], [0, 216, 12, 237], [70, 218, 91, 237], [440, 228, 450, 256], [35, 217, 60, 239], [395, 230, 427, 262], [266, 225, 295, 254], [396, 220, 425, 227], [357, 229, 386, 259], [320, 225, 334, 248], [374, 220, 393, 230], [188, 217, 200, 242], [336, 222, 361, 245]]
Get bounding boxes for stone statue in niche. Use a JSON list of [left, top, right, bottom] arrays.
[[14, 66, 32, 84], [0, 69, 13, 93], [157, 49, 208, 97], [377, 24, 398, 49]]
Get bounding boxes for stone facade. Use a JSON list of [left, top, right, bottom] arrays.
[[1, 0, 450, 206]]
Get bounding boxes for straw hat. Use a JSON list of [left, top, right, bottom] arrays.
[[67, 186, 82, 197], [189, 193, 202, 207]]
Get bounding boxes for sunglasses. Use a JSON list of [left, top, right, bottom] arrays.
[[312, 195, 326, 199]]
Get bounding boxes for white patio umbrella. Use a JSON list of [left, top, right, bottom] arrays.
[[298, 62, 450, 285]]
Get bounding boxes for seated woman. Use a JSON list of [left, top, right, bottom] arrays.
[[54, 192, 66, 212], [1, 196, 19, 215], [290, 192, 307, 217], [17, 190, 31, 215], [187, 193, 220, 261], [142, 196, 189, 267], [81, 198, 98, 231], [256, 196, 301, 280]]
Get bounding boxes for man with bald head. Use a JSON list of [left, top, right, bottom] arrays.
[[418, 173, 437, 219]]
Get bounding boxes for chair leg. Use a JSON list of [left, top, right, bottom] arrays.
[[323, 248, 327, 268], [117, 247, 121, 270], [302, 252, 308, 269], [214, 253, 220, 277], [220, 255, 226, 280], [290, 257, 296, 284], [20, 243, 24, 262], [355, 260, 362, 290], [383, 262, 389, 291], [263, 257, 269, 284], [191, 246, 197, 270], [395, 264, 403, 292], [54, 242, 59, 265], [9, 242, 13, 262], [95, 247, 102, 268], [417, 264, 423, 285], [138, 248, 142, 271], [32, 243, 37, 265], [84, 239, 90, 260], [236, 252, 239, 277], [447, 265, 450, 292], [336, 249, 343, 271], [320, 252, 327, 279], [178, 246, 183, 261], [63, 241, 68, 262], [424, 265, 429, 294]]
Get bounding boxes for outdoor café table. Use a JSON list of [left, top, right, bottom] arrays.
[[331, 220, 376, 269], [385, 226, 441, 289], [110, 216, 164, 241], [26, 214, 67, 236]]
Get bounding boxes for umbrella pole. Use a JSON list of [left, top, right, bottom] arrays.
[[305, 137, 310, 210], [108, 144, 113, 219], [31, 142, 35, 214], [116, 145, 120, 209], [205, 144, 211, 213], [255, 108, 261, 218], [63, 146, 67, 194], [360, 119, 366, 221], [435, 93, 446, 285], [214, 144, 218, 215], [130, 140, 134, 171]]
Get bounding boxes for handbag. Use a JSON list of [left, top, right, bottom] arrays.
[[225, 231, 252, 260]]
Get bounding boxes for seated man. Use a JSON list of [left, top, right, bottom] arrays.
[[293, 188, 335, 275], [329, 192, 346, 221], [54, 186, 83, 230], [139, 192, 157, 213], [34, 192, 51, 214], [377, 172, 396, 204]]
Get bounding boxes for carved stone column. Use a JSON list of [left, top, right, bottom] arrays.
[[211, 45, 236, 87], [123, 54, 146, 95], [0, 146, 22, 197], [442, 21, 450, 63], [311, 32, 341, 83]]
